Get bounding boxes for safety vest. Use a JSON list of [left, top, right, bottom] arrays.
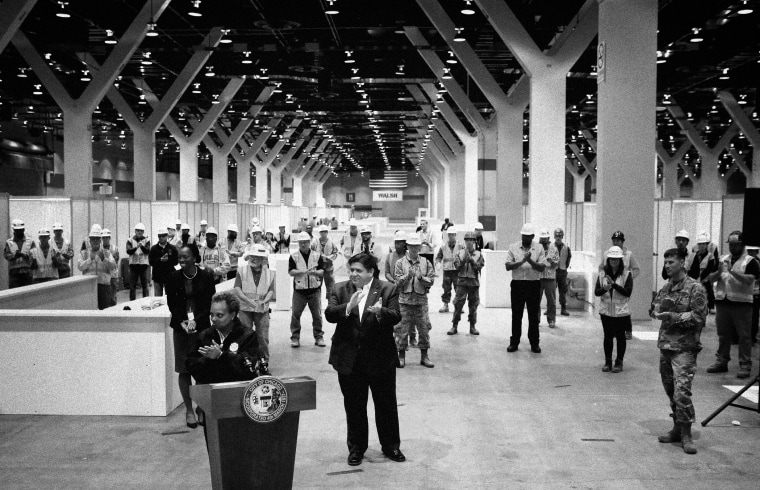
[[439, 242, 462, 271], [198, 245, 230, 279], [224, 239, 245, 270], [78, 249, 115, 285], [342, 234, 363, 258], [104, 244, 120, 279], [50, 237, 73, 275], [127, 236, 150, 265], [397, 255, 433, 295], [598, 270, 631, 317], [291, 250, 322, 290], [5, 237, 34, 274], [418, 230, 434, 254], [313, 238, 338, 270], [238, 265, 273, 313], [30, 244, 59, 280], [715, 253, 755, 303]]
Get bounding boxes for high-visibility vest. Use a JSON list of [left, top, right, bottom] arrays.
[[238, 265, 273, 312], [715, 253, 755, 303], [5, 238, 34, 274], [30, 244, 59, 280], [291, 250, 322, 290], [598, 270, 631, 317]]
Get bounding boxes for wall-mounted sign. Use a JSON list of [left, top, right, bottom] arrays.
[[346, 192, 355, 202], [373, 190, 403, 201]]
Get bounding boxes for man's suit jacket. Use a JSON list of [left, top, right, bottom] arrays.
[[325, 278, 401, 375]]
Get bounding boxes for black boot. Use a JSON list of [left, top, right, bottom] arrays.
[[657, 413, 681, 443], [469, 323, 479, 335], [680, 423, 697, 454], [420, 349, 434, 368], [397, 350, 405, 368], [447, 323, 458, 335]]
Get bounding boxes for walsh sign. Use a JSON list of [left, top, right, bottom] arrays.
[[372, 190, 403, 201]]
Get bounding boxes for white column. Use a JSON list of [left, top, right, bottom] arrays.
[[596, 0, 657, 320]]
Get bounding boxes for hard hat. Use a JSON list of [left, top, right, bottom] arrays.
[[697, 232, 710, 244], [464, 231, 477, 240], [278, 223, 287, 228], [11, 219, 25, 230], [394, 230, 407, 241], [348, 219, 358, 227], [38, 227, 51, 236], [244, 245, 269, 259], [251, 217, 260, 225], [317, 224, 329, 232], [156, 228, 167, 236], [181, 223, 190, 230], [611, 231, 625, 241], [675, 229, 690, 240], [134, 223, 145, 231], [205, 227, 218, 236], [227, 224, 239, 233], [475, 222, 484, 230], [746, 245, 759, 251], [295, 231, 311, 241], [520, 223, 535, 236], [175, 219, 181, 226], [359, 225, 371, 234], [250, 225, 263, 234], [539, 229, 551, 239], [89, 224, 102, 238], [52, 222, 64, 231], [101, 228, 112, 237], [406, 236, 422, 246], [200, 219, 208, 226], [446, 227, 457, 235], [607, 246, 624, 259]]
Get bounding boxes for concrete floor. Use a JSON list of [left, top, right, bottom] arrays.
[[3, 242, 760, 488]]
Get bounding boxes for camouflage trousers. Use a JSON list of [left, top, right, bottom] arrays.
[[660, 349, 698, 423], [395, 303, 431, 350]]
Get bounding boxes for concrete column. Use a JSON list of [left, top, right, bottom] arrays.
[[62, 107, 94, 198], [237, 162, 251, 203], [528, 71, 568, 231], [596, 0, 657, 320], [270, 168, 284, 205], [719, 90, 760, 188], [211, 152, 229, 203], [178, 143, 199, 201], [133, 130, 157, 200], [0, 0, 37, 55]]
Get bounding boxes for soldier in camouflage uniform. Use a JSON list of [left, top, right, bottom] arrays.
[[650, 248, 708, 455], [394, 236, 435, 368]]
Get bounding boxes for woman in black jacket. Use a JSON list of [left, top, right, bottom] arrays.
[[166, 245, 216, 428]]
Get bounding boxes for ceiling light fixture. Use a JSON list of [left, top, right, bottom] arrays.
[[141, 51, 152, 65], [738, 1, 753, 14], [442, 67, 452, 79], [18, 68, 28, 78], [461, 0, 475, 15], [220, 29, 232, 43], [351, 68, 360, 80], [189, 0, 202, 17], [205, 66, 215, 77], [344, 50, 355, 64], [689, 28, 703, 43], [395, 64, 405, 75], [446, 51, 458, 64], [719, 68, 729, 79], [146, 0, 158, 37], [453, 27, 465, 42], [32, 84, 43, 95], [259, 68, 269, 80], [192, 83, 201, 94], [56, 1, 70, 18], [81, 70, 91, 82], [241, 51, 252, 64], [325, 0, 339, 15], [105, 29, 118, 44]]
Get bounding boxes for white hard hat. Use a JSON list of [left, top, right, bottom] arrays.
[[250, 225, 263, 234], [52, 222, 64, 231], [318, 224, 329, 232], [746, 245, 760, 251], [251, 217, 260, 225], [359, 225, 371, 234], [227, 224, 239, 233], [38, 227, 51, 236], [348, 219, 358, 227], [134, 223, 145, 231], [278, 223, 287, 228], [394, 230, 407, 241], [697, 231, 710, 244], [447, 226, 457, 234], [11, 219, 25, 230], [175, 219, 181, 226], [156, 228, 167, 236], [89, 224, 102, 237], [520, 223, 535, 236], [406, 236, 422, 246], [607, 246, 624, 259], [675, 229, 690, 240], [296, 231, 311, 241], [205, 227, 218, 236], [244, 245, 269, 259], [539, 228, 551, 239], [181, 223, 190, 230], [101, 228, 112, 237], [200, 219, 208, 226], [475, 222, 484, 230]]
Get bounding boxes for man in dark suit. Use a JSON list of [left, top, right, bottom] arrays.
[[325, 253, 405, 467]]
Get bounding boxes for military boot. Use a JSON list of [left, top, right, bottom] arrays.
[[447, 323, 458, 335], [397, 350, 405, 368], [420, 349, 434, 368], [469, 323, 480, 335], [680, 423, 697, 454], [657, 414, 681, 443], [439, 303, 449, 313]]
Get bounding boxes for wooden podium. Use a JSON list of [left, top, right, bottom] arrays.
[[191, 376, 316, 489]]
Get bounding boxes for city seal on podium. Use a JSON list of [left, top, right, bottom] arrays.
[[242, 375, 289, 423]]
